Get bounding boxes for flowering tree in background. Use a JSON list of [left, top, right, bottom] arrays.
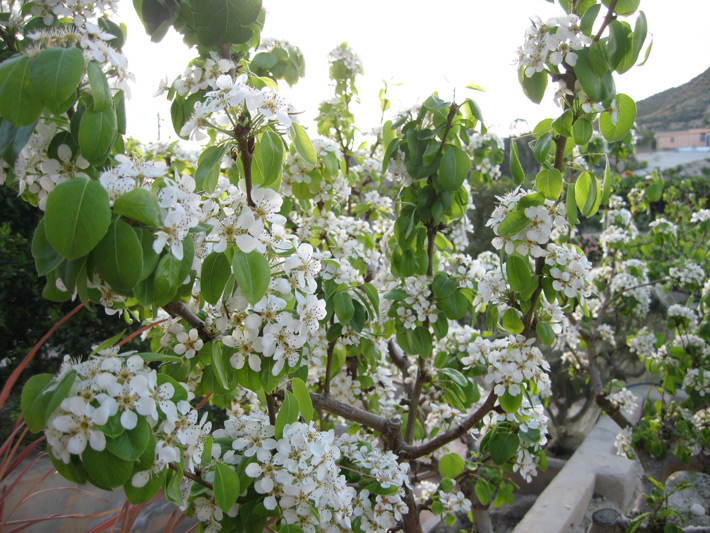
[[0, 0, 707, 531]]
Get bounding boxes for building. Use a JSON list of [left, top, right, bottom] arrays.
[[656, 128, 710, 151]]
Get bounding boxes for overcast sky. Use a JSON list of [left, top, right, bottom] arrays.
[[117, 1, 710, 142]]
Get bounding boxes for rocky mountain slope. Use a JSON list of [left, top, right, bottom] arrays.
[[636, 67, 710, 132]]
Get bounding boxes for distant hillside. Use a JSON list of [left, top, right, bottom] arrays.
[[636, 67, 710, 132]]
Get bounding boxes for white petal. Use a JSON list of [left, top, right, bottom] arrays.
[[121, 410, 138, 430]]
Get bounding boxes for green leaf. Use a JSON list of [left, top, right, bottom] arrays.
[[275, 390, 299, 439], [79, 107, 117, 161], [518, 66, 547, 104], [32, 218, 64, 276], [475, 479, 495, 506], [551, 109, 573, 138], [0, 55, 44, 127], [411, 326, 433, 358], [29, 47, 84, 110], [438, 290, 469, 320], [601, 157, 612, 205], [201, 252, 231, 305], [333, 291, 355, 324], [190, 0, 261, 47], [602, 0, 639, 16], [536, 322, 556, 346], [574, 49, 615, 103], [290, 123, 317, 169], [490, 431, 520, 465], [509, 140, 525, 186], [438, 147, 471, 191], [291, 378, 312, 422], [21, 374, 53, 433], [106, 416, 151, 461], [432, 272, 457, 299], [87, 62, 112, 111], [82, 447, 133, 490], [255, 131, 283, 186], [575, 172, 601, 217], [113, 188, 162, 228], [45, 178, 111, 260], [497, 212, 529, 238], [232, 250, 271, 305], [114, 90, 127, 134], [214, 463, 241, 513], [195, 145, 226, 193], [94, 219, 144, 291], [533, 132, 553, 164], [506, 255, 531, 292], [535, 168, 563, 201], [573, 117, 593, 145], [502, 308, 524, 334], [136, 228, 159, 281], [438, 453, 465, 478], [600, 93, 636, 143], [580, 3, 601, 36], [0, 119, 36, 166], [499, 391, 523, 413], [153, 253, 181, 306], [566, 184, 577, 227]]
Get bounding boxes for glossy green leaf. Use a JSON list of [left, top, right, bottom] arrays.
[[438, 146, 471, 191], [566, 184, 577, 227], [255, 130, 283, 186], [275, 390, 299, 439], [432, 272, 457, 299], [490, 431, 520, 465], [153, 253, 181, 306], [506, 255, 531, 292], [195, 145, 226, 193], [201, 252, 231, 305], [438, 453, 465, 479], [411, 326, 433, 358], [602, 157, 612, 205], [190, 0, 261, 47], [232, 250, 271, 305], [29, 47, 85, 109], [124, 471, 163, 504], [551, 109, 573, 138], [574, 49, 615, 103], [509, 140, 525, 186], [79, 107, 117, 161], [291, 377, 313, 422], [438, 290, 469, 320], [600, 94, 636, 143], [290, 123, 317, 168], [535, 168, 563, 201], [533, 132, 553, 164], [94, 219, 144, 291], [106, 416, 151, 461], [499, 391, 524, 413], [0, 55, 44, 127], [575, 171, 601, 217], [497, 211, 529, 238], [602, 0, 639, 16], [502, 308, 524, 334], [214, 463, 240, 513], [82, 447, 133, 490], [32, 218, 64, 276], [536, 322, 556, 346], [573, 116, 593, 145], [113, 187, 161, 227], [45, 178, 111, 260], [333, 291, 355, 324], [0, 119, 36, 166], [518, 67, 547, 104], [87, 62, 112, 111], [114, 90, 127, 134]]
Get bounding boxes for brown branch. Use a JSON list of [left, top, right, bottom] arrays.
[[235, 130, 255, 207], [400, 485, 423, 533], [0, 26, 17, 53], [309, 392, 404, 451], [594, 0, 619, 42], [265, 393, 277, 426], [162, 302, 215, 344], [400, 389, 498, 460], [522, 257, 546, 337], [168, 463, 213, 491]]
